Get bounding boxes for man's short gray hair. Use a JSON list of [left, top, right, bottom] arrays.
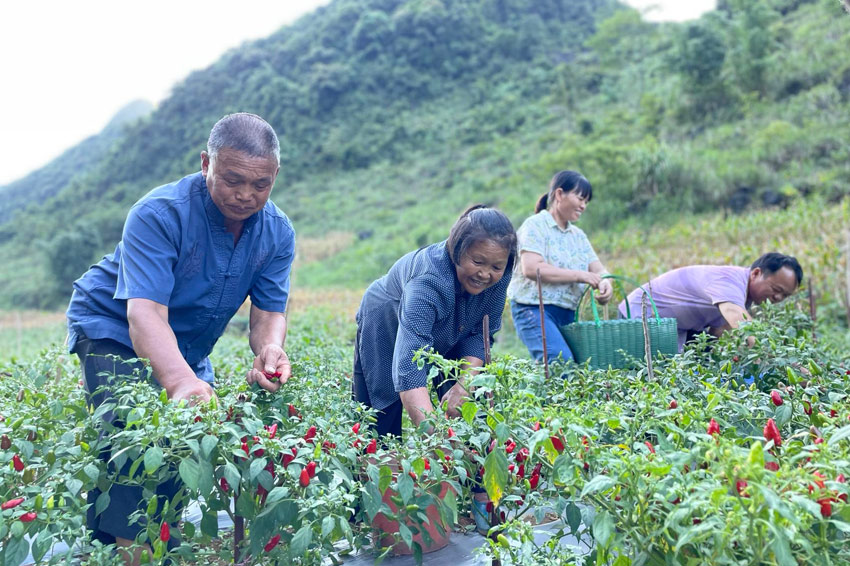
[[207, 113, 280, 164]]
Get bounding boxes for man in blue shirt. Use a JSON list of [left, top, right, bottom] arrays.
[[66, 113, 295, 563]]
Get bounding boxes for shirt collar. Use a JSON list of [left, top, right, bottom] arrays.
[[542, 209, 573, 233]]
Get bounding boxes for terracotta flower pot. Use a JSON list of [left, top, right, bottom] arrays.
[[372, 481, 455, 555]]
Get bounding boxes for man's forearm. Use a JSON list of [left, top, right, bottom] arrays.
[[249, 309, 287, 355], [127, 305, 197, 392], [399, 387, 435, 427]]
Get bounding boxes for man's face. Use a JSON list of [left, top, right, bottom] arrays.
[[201, 148, 279, 225], [748, 266, 799, 305]]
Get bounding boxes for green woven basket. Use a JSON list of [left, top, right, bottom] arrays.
[[560, 274, 678, 369]]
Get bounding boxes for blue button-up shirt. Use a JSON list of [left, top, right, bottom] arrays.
[[355, 241, 511, 411], [66, 172, 295, 383]]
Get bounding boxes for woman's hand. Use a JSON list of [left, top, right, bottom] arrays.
[[595, 278, 613, 304], [582, 271, 603, 288], [442, 382, 470, 418]]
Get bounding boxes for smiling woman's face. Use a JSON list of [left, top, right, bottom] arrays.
[[455, 239, 510, 295]]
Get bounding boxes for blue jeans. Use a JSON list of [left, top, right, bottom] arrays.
[[510, 301, 576, 363]]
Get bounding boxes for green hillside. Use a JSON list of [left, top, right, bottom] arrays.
[[1, 0, 849, 314]]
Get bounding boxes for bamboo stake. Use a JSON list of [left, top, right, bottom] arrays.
[[641, 293, 654, 382], [536, 268, 550, 380], [808, 282, 817, 344]]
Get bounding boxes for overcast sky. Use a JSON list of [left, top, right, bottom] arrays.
[[0, 0, 715, 185]]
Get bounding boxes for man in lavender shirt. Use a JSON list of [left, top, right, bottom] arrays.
[[619, 253, 803, 351]]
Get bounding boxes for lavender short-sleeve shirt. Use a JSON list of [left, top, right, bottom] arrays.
[[618, 265, 750, 351]]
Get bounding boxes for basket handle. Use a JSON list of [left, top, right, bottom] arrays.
[[576, 274, 662, 326]]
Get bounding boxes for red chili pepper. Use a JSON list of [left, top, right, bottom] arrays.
[[735, 480, 749, 497], [1, 498, 24, 510], [282, 450, 296, 468], [423, 458, 430, 471], [299, 468, 311, 487], [529, 473, 540, 489], [264, 534, 281, 552], [288, 404, 298, 417], [505, 439, 516, 454], [644, 441, 655, 454], [267, 423, 278, 439], [447, 427, 455, 438], [351, 423, 361, 434], [12, 454, 24, 472], [830, 409, 838, 418], [707, 419, 720, 436], [764, 461, 779, 472], [532, 421, 541, 431], [193, 415, 202, 423], [818, 498, 833, 518], [837, 474, 847, 503], [304, 426, 317, 443], [803, 401, 812, 416], [516, 463, 525, 479], [160, 522, 171, 542], [770, 390, 783, 406], [365, 438, 377, 454], [763, 418, 782, 448], [220, 478, 229, 492], [19, 512, 36, 523], [322, 440, 336, 453], [516, 447, 529, 463], [669, 399, 678, 409], [485, 501, 494, 513], [550, 436, 565, 452], [264, 370, 282, 382], [306, 461, 317, 478], [814, 437, 824, 445]]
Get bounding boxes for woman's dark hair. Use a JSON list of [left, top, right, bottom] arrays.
[[535, 170, 593, 213], [751, 252, 804, 285], [447, 205, 517, 274]]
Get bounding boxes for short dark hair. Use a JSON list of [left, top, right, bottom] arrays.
[[207, 113, 280, 163], [535, 170, 593, 213], [447, 205, 517, 273], [751, 252, 803, 285]]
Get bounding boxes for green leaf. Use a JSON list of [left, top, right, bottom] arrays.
[[363, 482, 383, 521], [200, 435, 219, 460], [290, 524, 313, 557], [378, 465, 393, 495], [223, 461, 241, 490], [179, 458, 201, 491], [767, 522, 795, 566], [144, 446, 163, 474], [443, 489, 458, 525], [398, 522, 413, 550], [322, 515, 336, 538], [235, 493, 255, 518], [265, 487, 289, 505], [31, 529, 53, 563], [581, 475, 617, 498], [95, 492, 111, 516], [483, 447, 508, 505], [65, 478, 83, 498], [201, 511, 218, 538], [183, 520, 196, 540], [249, 458, 267, 481], [828, 425, 850, 447], [84, 463, 100, 483], [412, 458, 425, 478], [461, 401, 478, 425], [3, 535, 31, 566], [566, 501, 582, 534], [592, 510, 615, 546], [775, 403, 792, 427], [398, 474, 414, 505]]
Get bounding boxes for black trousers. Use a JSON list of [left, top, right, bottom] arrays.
[[73, 334, 181, 548]]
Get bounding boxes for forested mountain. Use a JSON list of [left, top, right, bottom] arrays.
[[1, 0, 848, 309], [0, 99, 152, 224]]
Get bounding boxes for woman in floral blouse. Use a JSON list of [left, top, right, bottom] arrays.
[[507, 170, 613, 363]]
